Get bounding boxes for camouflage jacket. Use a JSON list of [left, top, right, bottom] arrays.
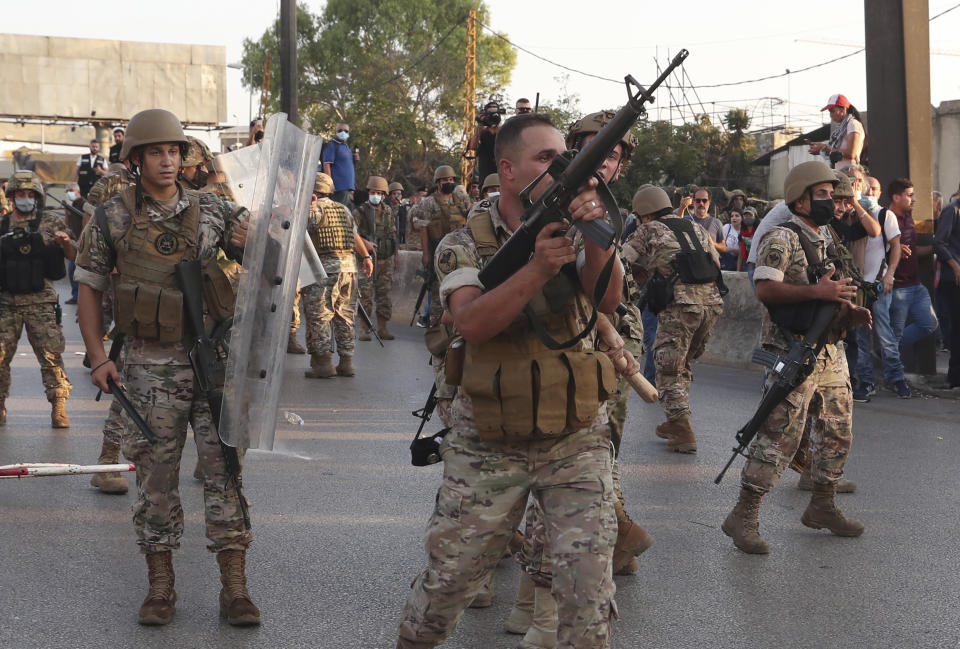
[[410, 191, 471, 240], [85, 167, 134, 209], [309, 198, 357, 275], [75, 184, 246, 364], [352, 202, 397, 247], [0, 210, 69, 306], [622, 216, 723, 306]]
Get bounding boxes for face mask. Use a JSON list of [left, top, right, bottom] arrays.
[[860, 195, 878, 211], [808, 191, 835, 226], [336, 130, 350, 142], [486, 192, 500, 200], [440, 182, 455, 195], [743, 217, 756, 227], [368, 194, 382, 206], [65, 191, 77, 202], [14, 197, 36, 213]]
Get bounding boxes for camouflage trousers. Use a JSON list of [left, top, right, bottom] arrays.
[[101, 349, 126, 446], [741, 346, 853, 493], [398, 414, 617, 648], [0, 302, 71, 402], [359, 257, 393, 321], [302, 274, 356, 356], [427, 277, 442, 328], [607, 334, 644, 454], [290, 291, 301, 335], [120, 362, 252, 554], [653, 302, 723, 422]]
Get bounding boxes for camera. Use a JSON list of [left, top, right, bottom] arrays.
[[476, 102, 506, 127]]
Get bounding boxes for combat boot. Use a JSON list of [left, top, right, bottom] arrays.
[[90, 439, 128, 494], [358, 324, 372, 342], [139, 551, 176, 625], [0, 399, 5, 426], [612, 500, 654, 575], [377, 316, 396, 341], [615, 556, 639, 576], [660, 415, 696, 453], [304, 353, 337, 379], [798, 470, 856, 493], [801, 483, 865, 537], [519, 586, 557, 649], [287, 332, 306, 354], [336, 354, 355, 377], [505, 571, 535, 634], [51, 398, 69, 429], [722, 488, 770, 554], [468, 571, 494, 608], [216, 549, 261, 626]]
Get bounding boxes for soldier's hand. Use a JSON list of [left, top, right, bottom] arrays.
[[813, 267, 857, 303], [52, 231, 72, 246], [568, 177, 606, 224], [230, 220, 249, 249], [849, 305, 873, 329], [421, 252, 430, 269], [531, 221, 576, 279], [90, 359, 121, 394], [362, 257, 374, 277]]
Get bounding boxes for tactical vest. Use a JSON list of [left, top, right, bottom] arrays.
[[0, 216, 65, 294], [312, 202, 354, 254], [77, 153, 104, 196], [659, 217, 720, 285], [459, 211, 617, 440], [362, 204, 396, 258], [426, 197, 466, 249]]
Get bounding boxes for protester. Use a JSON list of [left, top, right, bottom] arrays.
[[808, 94, 865, 170], [321, 122, 357, 205], [720, 211, 743, 270], [738, 207, 758, 271]]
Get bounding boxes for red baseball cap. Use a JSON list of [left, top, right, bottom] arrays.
[[821, 94, 851, 111]]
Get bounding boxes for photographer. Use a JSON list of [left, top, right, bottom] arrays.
[[468, 101, 505, 186]]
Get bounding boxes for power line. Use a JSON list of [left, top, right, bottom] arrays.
[[381, 16, 465, 85]]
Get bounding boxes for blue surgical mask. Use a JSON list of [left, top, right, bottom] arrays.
[[65, 191, 77, 202], [486, 192, 500, 200], [14, 197, 36, 213], [336, 130, 350, 142], [859, 195, 878, 211], [368, 194, 382, 206]]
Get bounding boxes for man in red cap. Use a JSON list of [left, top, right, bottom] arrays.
[[808, 93, 865, 171]]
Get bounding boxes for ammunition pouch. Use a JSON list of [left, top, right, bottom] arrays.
[[376, 236, 396, 259], [115, 281, 184, 342], [642, 273, 676, 314], [201, 257, 237, 322]]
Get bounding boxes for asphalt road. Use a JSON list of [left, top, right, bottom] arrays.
[[1, 281, 959, 649]]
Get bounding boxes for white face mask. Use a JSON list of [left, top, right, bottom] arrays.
[[368, 194, 382, 206], [14, 197, 36, 213], [336, 130, 350, 142], [66, 191, 77, 202], [486, 192, 500, 199]]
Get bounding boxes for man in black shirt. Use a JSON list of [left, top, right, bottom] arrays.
[[108, 128, 124, 163]]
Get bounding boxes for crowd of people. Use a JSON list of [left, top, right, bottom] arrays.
[[0, 87, 958, 649]]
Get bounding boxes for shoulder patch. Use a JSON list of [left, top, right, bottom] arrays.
[[437, 248, 458, 274]]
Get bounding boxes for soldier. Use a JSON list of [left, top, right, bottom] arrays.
[[396, 112, 623, 649], [354, 175, 398, 341], [388, 181, 407, 244], [0, 171, 75, 427], [623, 186, 724, 453], [722, 161, 870, 554], [75, 109, 258, 626], [303, 172, 373, 378], [480, 173, 500, 199]]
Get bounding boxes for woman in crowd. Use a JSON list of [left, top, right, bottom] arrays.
[[737, 207, 758, 271], [720, 210, 742, 271]]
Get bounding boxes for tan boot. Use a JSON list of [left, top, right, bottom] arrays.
[[90, 440, 128, 494], [519, 586, 557, 649], [654, 421, 671, 439], [377, 316, 395, 340], [798, 470, 856, 493], [286, 332, 306, 354], [336, 354, 355, 377], [612, 500, 653, 574], [801, 483, 865, 537], [722, 487, 770, 554], [660, 415, 696, 453], [468, 571, 494, 608], [614, 556, 639, 576], [358, 324, 371, 341], [505, 571, 535, 634], [139, 551, 176, 625], [216, 549, 261, 626], [51, 398, 69, 429], [304, 352, 337, 379]]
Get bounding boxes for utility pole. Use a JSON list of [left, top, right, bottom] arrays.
[[461, 9, 477, 184], [280, 0, 298, 125]]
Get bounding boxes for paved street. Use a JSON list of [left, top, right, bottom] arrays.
[[2, 281, 959, 649]]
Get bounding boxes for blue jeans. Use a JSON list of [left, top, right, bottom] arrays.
[[890, 283, 939, 351], [641, 306, 658, 383], [861, 288, 903, 385]]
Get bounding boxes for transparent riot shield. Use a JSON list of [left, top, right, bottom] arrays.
[[217, 113, 324, 450], [298, 235, 328, 289]]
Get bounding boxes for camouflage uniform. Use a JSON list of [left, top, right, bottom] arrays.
[[410, 191, 470, 327], [623, 217, 723, 423], [398, 199, 619, 649], [302, 198, 358, 356], [75, 185, 251, 554], [354, 201, 397, 321], [741, 216, 853, 492], [0, 211, 72, 404], [86, 166, 135, 210]]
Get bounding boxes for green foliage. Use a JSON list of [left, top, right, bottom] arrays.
[[241, 0, 516, 188]]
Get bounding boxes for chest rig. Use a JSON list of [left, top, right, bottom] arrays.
[[311, 202, 354, 254], [426, 198, 467, 250], [0, 215, 63, 294], [459, 211, 616, 440]]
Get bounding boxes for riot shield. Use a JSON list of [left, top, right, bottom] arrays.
[[299, 235, 329, 289], [217, 113, 324, 450]]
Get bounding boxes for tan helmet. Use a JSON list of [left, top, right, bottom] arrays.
[[366, 175, 389, 192], [784, 160, 837, 204], [566, 111, 637, 163], [632, 186, 672, 217], [119, 108, 187, 161], [5, 170, 44, 199], [182, 136, 214, 167], [482, 173, 500, 192], [433, 165, 456, 183], [833, 171, 854, 199], [388, 181, 403, 193], [314, 172, 335, 195]]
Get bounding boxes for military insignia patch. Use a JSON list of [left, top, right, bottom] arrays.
[[155, 233, 179, 255], [765, 251, 782, 268], [19, 244, 32, 255], [437, 248, 458, 274]]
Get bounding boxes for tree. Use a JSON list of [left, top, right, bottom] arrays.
[[241, 0, 516, 188]]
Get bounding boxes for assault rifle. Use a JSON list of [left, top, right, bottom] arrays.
[[175, 259, 250, 528], [95, 333, 125, 402], [410, 266, 434, 326], [714, 301, 840, 484], [409, 383, 448, 466], [44, 191, 85, 220], [477, 50, 688, 291]]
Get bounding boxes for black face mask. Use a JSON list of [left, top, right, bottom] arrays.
[[440, 182, 455, 195], [743, 217, 756, 227], [808, 189, 835, 226]]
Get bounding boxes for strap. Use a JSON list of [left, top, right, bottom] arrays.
[[658, 216, 707, 255], [780, 221, 822, 269], [0, 215, 7, 236], [95, 204, 114, 255]]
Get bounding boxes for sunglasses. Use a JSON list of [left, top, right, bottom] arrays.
[[693, 198, 709, 203], [517, 107, 532, 113]]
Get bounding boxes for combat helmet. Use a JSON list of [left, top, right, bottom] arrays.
[[388, 182, 403, 193], [5, 170, 44, 212], [366, 176, 389, 192], [784, 161, 837, 205], [833, 171, 854, 199], [482, 173, 500, 192], [433, 165, 457, 183], [182, 136, 214, 167], [632, 186, 672, 217], [119, 109, 188, 162], [566, 111, 637, 164], [314, 172, 334, 195]]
